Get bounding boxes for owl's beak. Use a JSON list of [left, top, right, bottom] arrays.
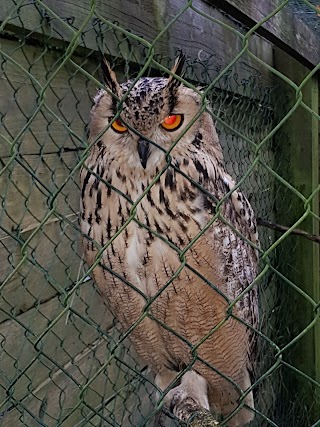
[[137, 139, 150, 169]]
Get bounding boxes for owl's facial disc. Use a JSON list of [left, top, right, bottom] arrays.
[[100, 55, 187, 169]]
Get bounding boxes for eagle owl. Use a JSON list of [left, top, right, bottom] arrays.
[[80, 56, 259, 426]]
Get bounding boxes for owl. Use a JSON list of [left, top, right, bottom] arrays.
[[80, 55, 259, 426]]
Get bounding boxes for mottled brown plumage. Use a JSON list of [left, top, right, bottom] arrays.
[[80, 56, 259, 426]]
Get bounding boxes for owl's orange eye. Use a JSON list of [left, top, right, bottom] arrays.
[[161, 114, 183, 131], [111, 118, 128, 133]]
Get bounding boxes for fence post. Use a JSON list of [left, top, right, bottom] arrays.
[[274, 48, 320, 419]]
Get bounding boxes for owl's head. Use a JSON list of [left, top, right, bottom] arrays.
[[89, 55, 219, 171]]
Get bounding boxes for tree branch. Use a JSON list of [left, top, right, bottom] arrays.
[[257, 218, 320, 244]]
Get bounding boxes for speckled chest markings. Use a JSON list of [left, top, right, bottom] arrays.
[[81, 154, 208, 250]]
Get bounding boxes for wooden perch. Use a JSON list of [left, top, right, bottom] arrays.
[[184, 407, 220, 426], [174, 397, 220, 426], [156, 398, 220, 426]]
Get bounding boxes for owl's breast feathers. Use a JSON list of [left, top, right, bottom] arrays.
[[81, 138, 258, 324], [80, 136, 259, 424]]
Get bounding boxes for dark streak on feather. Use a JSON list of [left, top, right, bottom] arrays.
[[107, 217, 112, 239], [194, 159, 209, 180], [203, 195, 216, 214], [81, 171, 91, 199], [165, 169, 176, 190], [97, 189, 102, 209], [147, 192, 155, 207], [153, 219, 163, 234]]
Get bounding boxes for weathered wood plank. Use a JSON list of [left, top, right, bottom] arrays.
[[0, 219, 82, 324], [0, 148, 84, 323], [0, 304, 156, 427], [0, 281, 113, 409], [209, 0, 320, 68], [0, 145, 89, 323], [0, 0, 275, 93], [0, 38, 96, 158], [0, 151, 80, 238]]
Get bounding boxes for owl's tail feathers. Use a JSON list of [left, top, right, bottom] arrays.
[[223, 369, 255, 427], [162, 371, 220, 425], [206, 367, 255, 427], [228, 403, 255, 427]]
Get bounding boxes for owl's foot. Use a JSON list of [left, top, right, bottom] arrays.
[[164, 370, 210, 421]]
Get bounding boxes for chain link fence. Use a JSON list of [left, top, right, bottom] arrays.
[[0, 0, 319, 426], [290, 0, 320, 32]]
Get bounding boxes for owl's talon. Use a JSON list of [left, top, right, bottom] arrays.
[[164, 371, 210, 420]]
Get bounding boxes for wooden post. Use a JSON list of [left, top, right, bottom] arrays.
[[274, 48, 319, 421]]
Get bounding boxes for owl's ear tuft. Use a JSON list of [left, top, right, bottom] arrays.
[[170, 54, 185, 78], [167, 54, 185, 94], [101, 55, 120, 95]]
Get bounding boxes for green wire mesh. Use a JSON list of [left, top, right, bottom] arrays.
[[290, 0, 320, 32], [0, 0, 319, 426]]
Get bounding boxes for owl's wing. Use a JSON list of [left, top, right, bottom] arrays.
[[207, 167, 260, 375], [179, 148, 260, 360]]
